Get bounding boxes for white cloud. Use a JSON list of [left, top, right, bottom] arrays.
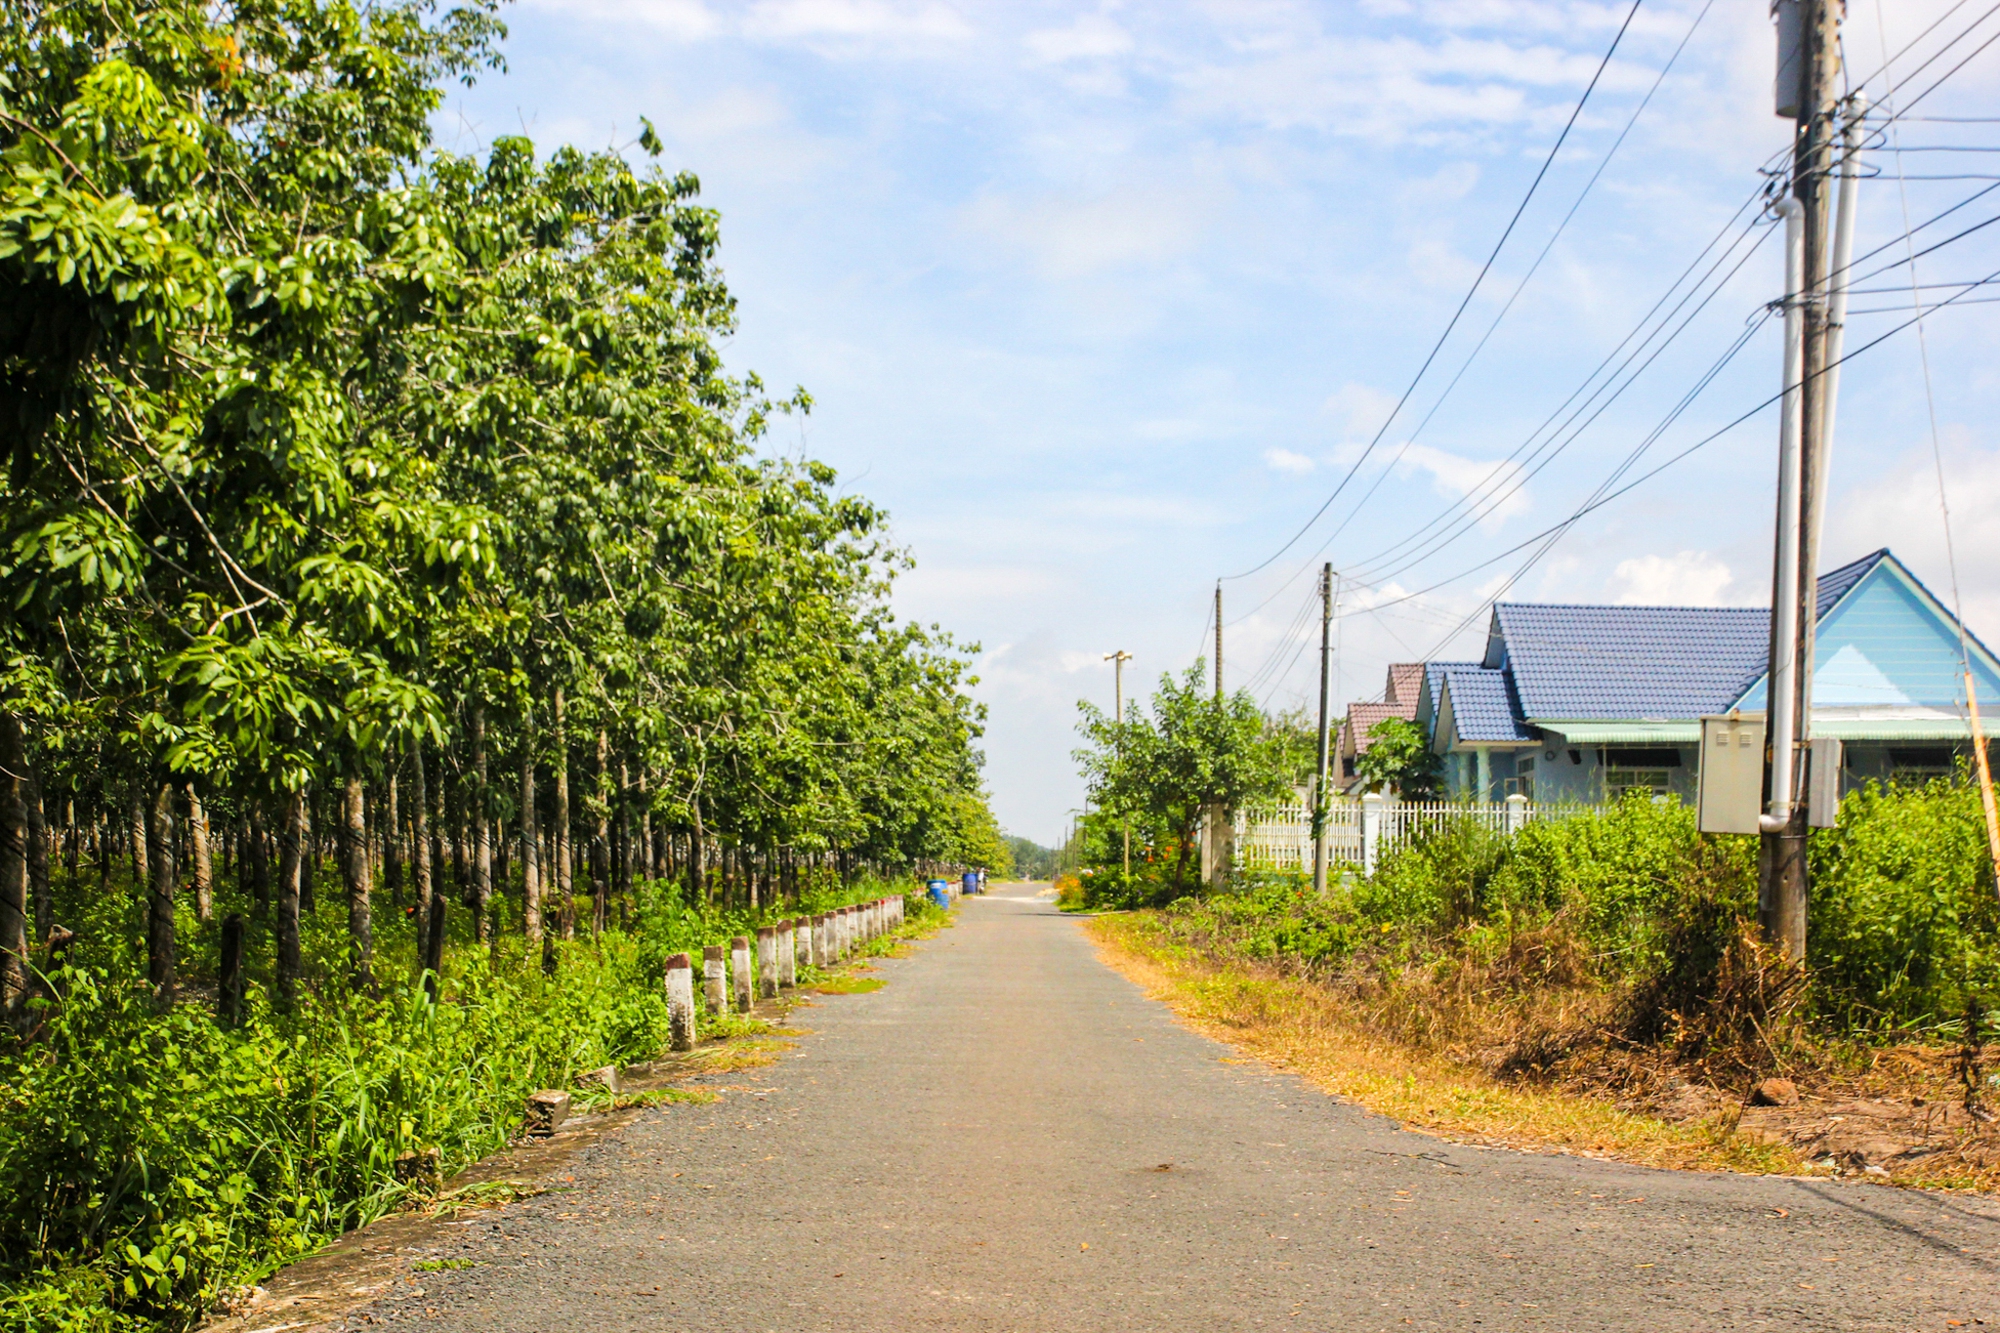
[[1264, 447, 1317, 474], [743, 0, 972, 48], [521, 0, 721, 37], [1395, 443, 1530, 528], [1608, 550, 1735, 605], [1835, 439, 2000, 643], [960, 180, 1219, 278], [1026, 13, 1133, 63], [1323, 382, 1399, 441]]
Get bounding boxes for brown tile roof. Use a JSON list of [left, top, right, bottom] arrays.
[[1341, 702, 1408, 757], [1386, 662, 1424, 707]]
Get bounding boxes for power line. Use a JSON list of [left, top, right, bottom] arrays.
[[1218, 0, 1647, 584], [1303, 0, 1719, 566], [1374, 257, 2000, 635]]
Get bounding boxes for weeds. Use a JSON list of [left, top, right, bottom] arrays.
[[0, 871, 940, 1331]]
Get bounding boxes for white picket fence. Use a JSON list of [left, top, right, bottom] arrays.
[[1232, 792, 1539, 876]]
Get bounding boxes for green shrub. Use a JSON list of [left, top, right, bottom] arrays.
[[1163, 782, 2000, 1036], [1809, 777, 2000, 1028], [0, 869, 919, 1332]]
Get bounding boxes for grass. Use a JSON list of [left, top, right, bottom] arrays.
[[1088, 911, 1804, 1177], [810, 976, 885, 994]]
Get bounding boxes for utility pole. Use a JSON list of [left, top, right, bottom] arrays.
[[1311, 565, 1335, 897], [1760, 0, 1843, 960], [1105, 650, 1133, 882], [1214, 584, 1224, 699]]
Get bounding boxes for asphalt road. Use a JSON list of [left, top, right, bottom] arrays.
[[346, 883, 2000, 1331]]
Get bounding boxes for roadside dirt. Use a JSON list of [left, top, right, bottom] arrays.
[[1583, 1044, 2000, 1189]]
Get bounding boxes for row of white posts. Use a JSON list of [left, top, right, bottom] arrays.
[[1229, 793, 1537, 877], [526, 896, 907, 1138], [665, 896, 906, 1051]]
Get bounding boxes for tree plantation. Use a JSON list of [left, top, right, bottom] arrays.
[[0, 2, 1003, 1322]]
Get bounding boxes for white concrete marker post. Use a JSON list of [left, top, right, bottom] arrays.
[[777, 920, 796, 988], [665, 952, 696, 1051], [731, 935, 753, 1012], [799, 913, 816, 970], [703, 944, 727, 1015], [756, 926, 778, 999]]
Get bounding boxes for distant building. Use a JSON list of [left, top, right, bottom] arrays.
[[1336, 662, 1424, 792], [1410, 549, 2000, 803]]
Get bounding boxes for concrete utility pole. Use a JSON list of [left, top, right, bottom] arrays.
[[1312, 565, 1335, 897], [1214, 585, 1224, 699], [1760, 0, 1843, 960], [1105, 650, 1133, 881]]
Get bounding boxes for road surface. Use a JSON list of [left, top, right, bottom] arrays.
[[343, 882, 2000, 1331]]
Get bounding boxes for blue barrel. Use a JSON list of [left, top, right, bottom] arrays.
[[927, 878, 950, 908], [962, 870, 979, 896]]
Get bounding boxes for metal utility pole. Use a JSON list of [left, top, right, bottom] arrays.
[[1105, 650, 1133, 881], [1760, 0, 1843, 961], [1311, 565, 1335, 897], [1214, 585, 1224, 699]]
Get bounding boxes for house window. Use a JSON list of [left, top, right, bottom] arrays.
[[1889, 746, 1955, 786], [1603, 747, 1682, 768], [1604, 768, 1672, 799], [1508, 757, 1535, 800]]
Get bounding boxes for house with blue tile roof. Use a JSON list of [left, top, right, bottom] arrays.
[[1413, 549, 2000, 804]]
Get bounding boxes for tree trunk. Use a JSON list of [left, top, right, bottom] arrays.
[[146, 780, 176, 1008], [383, 774, 402, 910], [249, 806, 272, 914], [186, 783, 212, 922], [521, 726, 541, 946], [592, 729, 609, 937], [297, 788, 315, 915], [127, 784, 147, 895], [0, 713, 29, 1034], [450, 772, 469, 908], [341, 775, 372, 991], [276, 787, 304, 1006], [690, 798, 705, 903], [26, 765, 47, 941], [617, 757, 632, 901], [471, 702, 492, 944], [409, 737, 441, 993], [554, 688, 573, 939]]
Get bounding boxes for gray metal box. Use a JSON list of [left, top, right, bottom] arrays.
[[1807, 736, 1843, 828], [1699, 713, 1765, 835]]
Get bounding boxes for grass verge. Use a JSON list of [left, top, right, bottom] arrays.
[[1088, 911, 1804, 1176]]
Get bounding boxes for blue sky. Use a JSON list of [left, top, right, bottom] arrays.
[[442, 0, 2000, 846]]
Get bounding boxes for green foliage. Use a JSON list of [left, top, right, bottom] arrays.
[[0, 866, 918, 1329], [1002, 835, 1056, 880], [1352, 717, 1442, 799], [1807, 777, 2000, 1028], [1144, 784, 2000, 1038], [1074, 660, 1292, 893]]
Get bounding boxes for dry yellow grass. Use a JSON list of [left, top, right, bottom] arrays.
[[1088, 912, 1803, 1177]]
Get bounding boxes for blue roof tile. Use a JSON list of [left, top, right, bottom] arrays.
[[1817, 548, 1886, 618], [1482, 553, 1904, 722], [1440, 667, 1537, 742]]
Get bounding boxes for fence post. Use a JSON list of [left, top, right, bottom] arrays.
[[665, 952, 696, 1051], [731, 935, 753, 1012], [1361, 792, 1384, 875], [756, 926, 778, 998], [1506, 792, 1528, 835], [703, 944, 727, 1014], [778, 920, 796, 988]]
